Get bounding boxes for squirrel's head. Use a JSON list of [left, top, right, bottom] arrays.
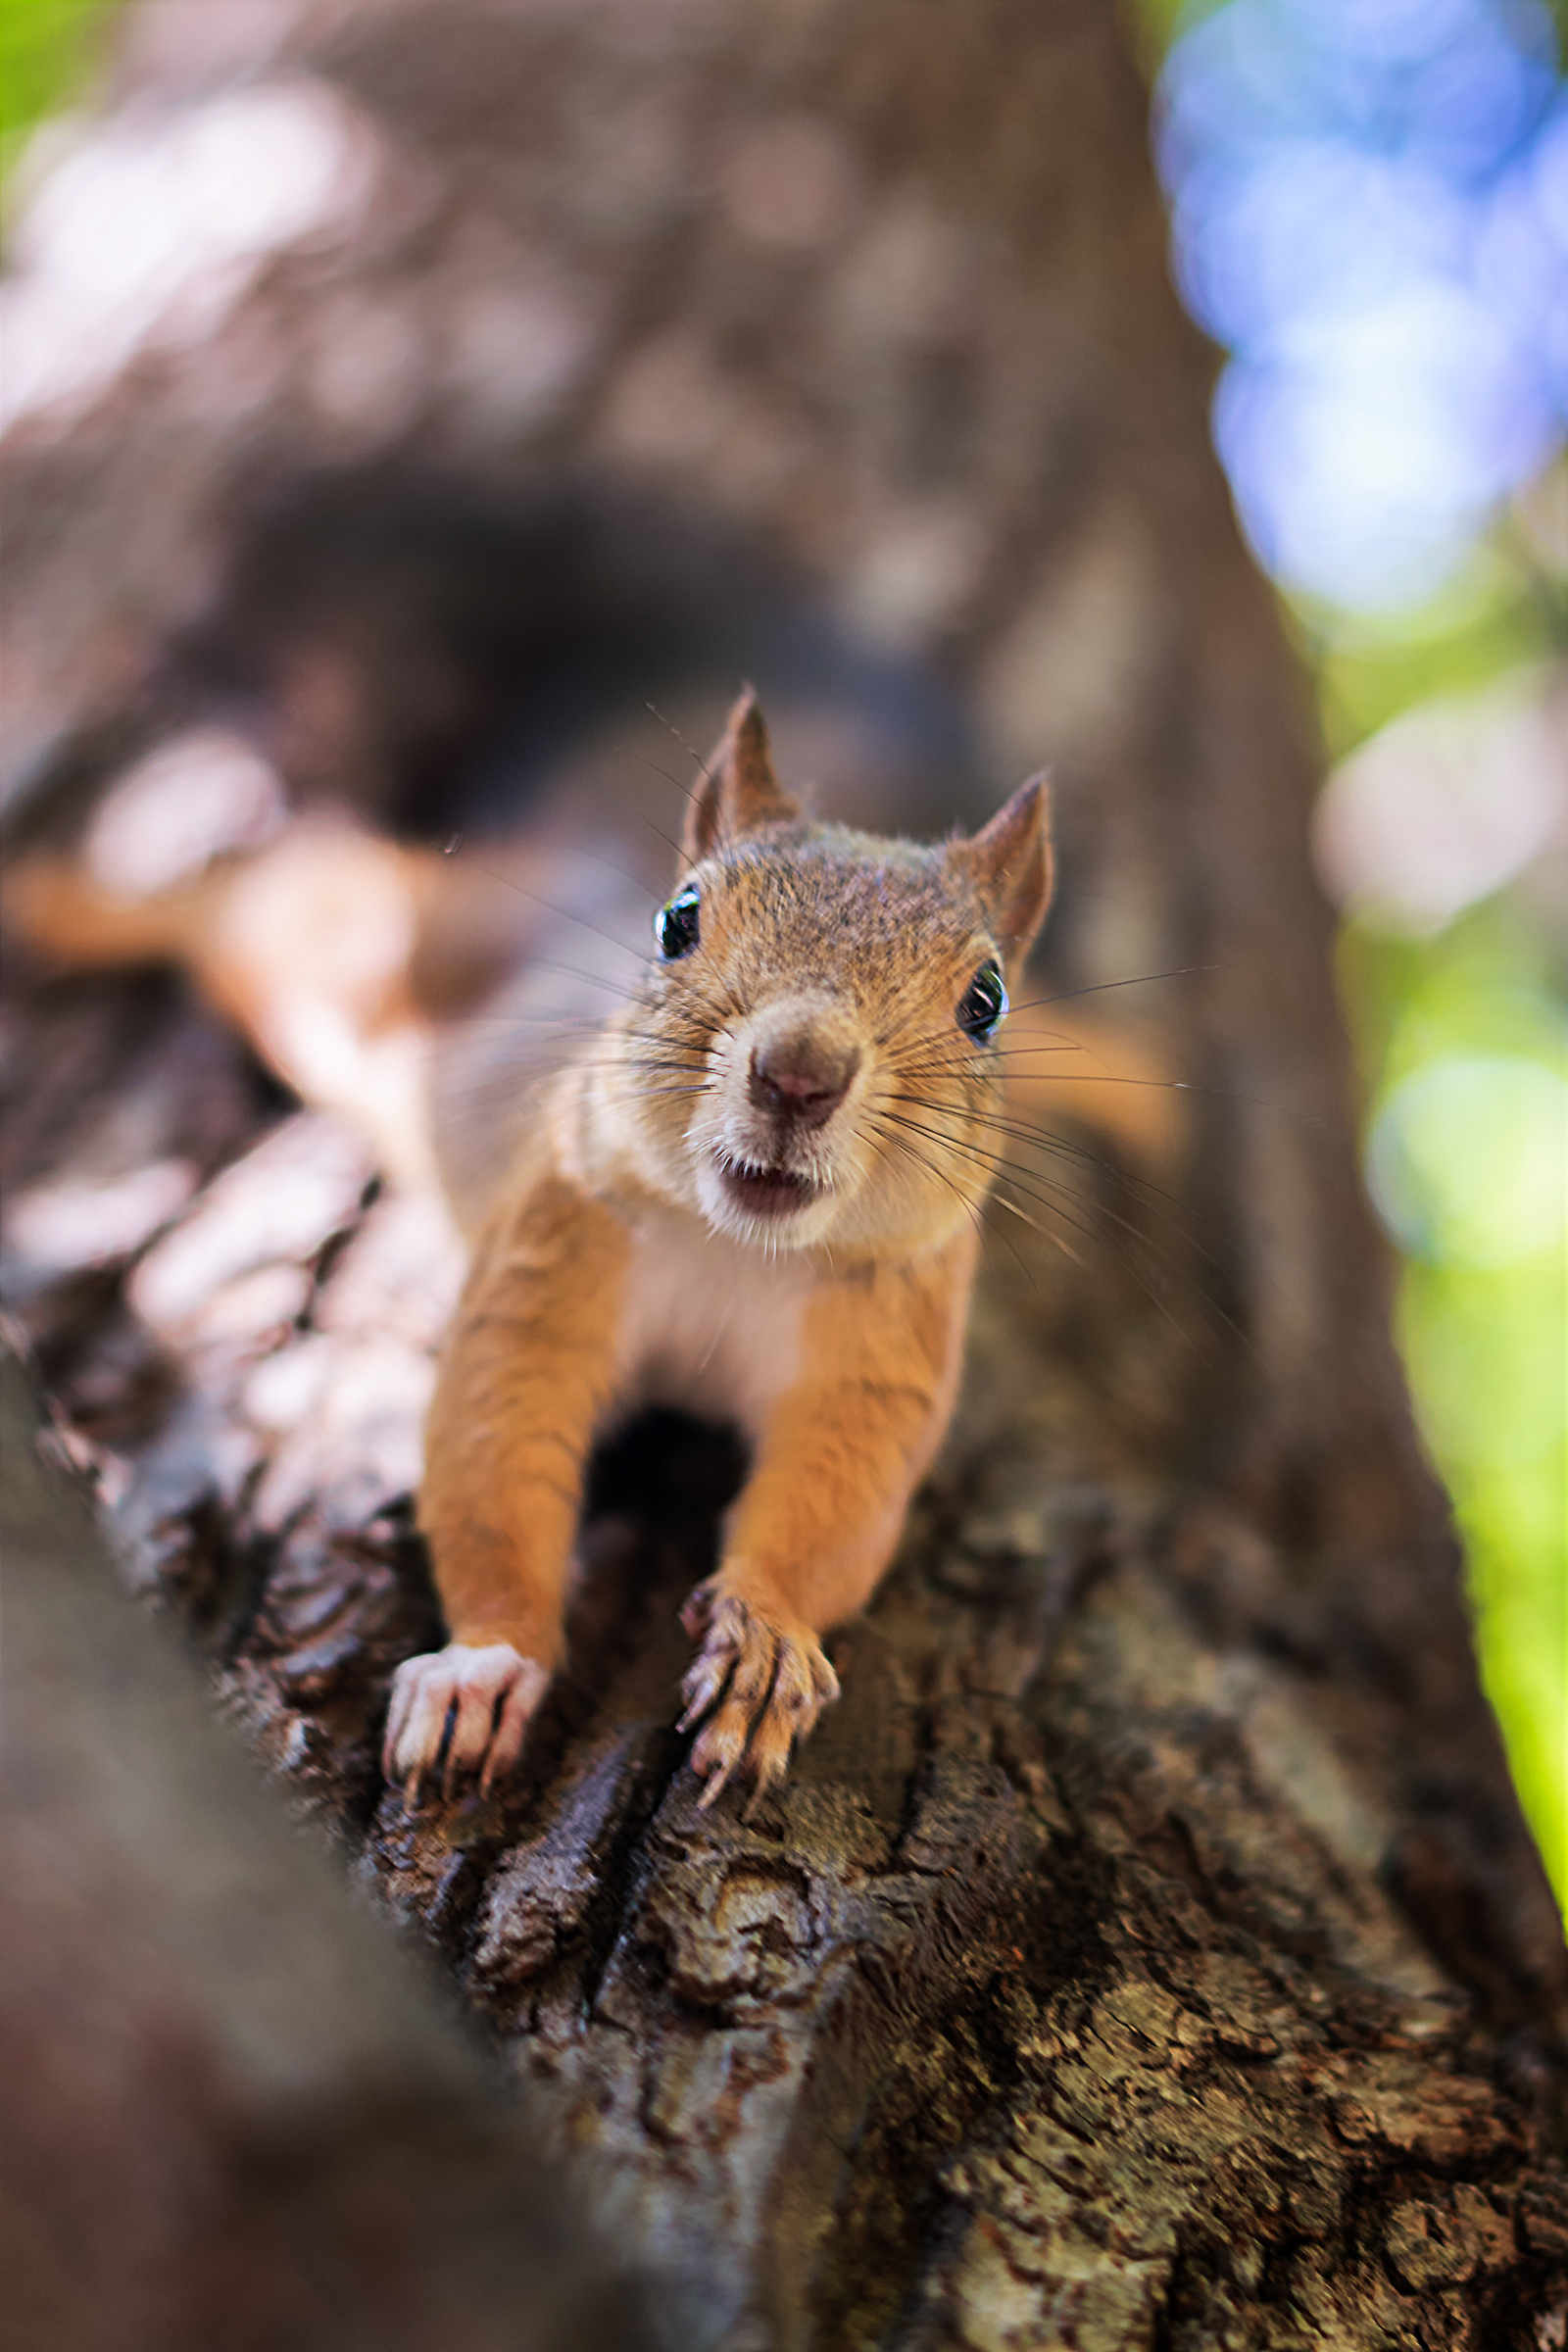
[[612, 689, 1054, 1257]]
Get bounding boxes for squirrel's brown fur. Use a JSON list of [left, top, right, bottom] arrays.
[[6, 693, 1178, 1803], [400, 692, 1052, 1802]]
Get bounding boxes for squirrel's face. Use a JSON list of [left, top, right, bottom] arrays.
[[604, 693, 1053, 1259]]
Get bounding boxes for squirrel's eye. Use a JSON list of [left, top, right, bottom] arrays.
[[956, 959, 1007, 1043], [655, 885, 701, 959]]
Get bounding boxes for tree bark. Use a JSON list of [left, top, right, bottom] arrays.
[[0, 1352, 661, 2352], [2, 3, 1565, 2347]]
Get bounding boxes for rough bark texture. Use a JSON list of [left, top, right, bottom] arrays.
[[0, 1354, 662, 2352], [2, 2, 1565, 2347]]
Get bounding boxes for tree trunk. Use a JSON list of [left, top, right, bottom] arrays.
[[2, 3, 1565, 2346]]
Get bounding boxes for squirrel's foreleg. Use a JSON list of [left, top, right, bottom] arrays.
[[388, 1170, 629, 1800], [680, 1236, 975, 1806]]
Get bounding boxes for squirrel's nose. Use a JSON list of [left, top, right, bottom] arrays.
[[749, 1035, 860, 1130]]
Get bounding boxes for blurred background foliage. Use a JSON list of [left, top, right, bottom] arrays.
[[1139, 0, 1567, 1906], [3, 0, 1563, 1906], [0, 0, 117, 172]]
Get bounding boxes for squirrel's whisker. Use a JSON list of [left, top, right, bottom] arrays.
[[438, 843, 658, 966], [865, 1120, 1033, 1286], [888, 1091, 1202, 1227]]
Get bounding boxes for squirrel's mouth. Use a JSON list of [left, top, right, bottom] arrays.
[[716, 1155, 818, 1219]]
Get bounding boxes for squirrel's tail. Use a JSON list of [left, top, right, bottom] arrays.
[[4, 859, 218, 972], [6, 825, 456, 1192], [4, 809, 627, 1204]]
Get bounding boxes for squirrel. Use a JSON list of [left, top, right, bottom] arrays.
[[396, 690, 1052, 1806], [7, 691, 1178, 1805]]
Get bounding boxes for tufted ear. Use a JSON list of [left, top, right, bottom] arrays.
[[950, 775, 1054, 963], [683, 687, 801, 863]]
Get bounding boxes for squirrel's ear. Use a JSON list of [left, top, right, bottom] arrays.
[[952, 775, 1054, 962], [683, 688, 800, 862]]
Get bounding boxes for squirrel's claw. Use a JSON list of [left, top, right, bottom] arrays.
[[680, 1588, 840, 1806], [691, 1714, 748, 1808], [479, 1666, 546, 1796], [676, 1608, 737, 1731], [382, 1642, 549, 1804]]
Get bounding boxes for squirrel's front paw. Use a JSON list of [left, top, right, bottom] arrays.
[[678, 1586, 840, 1808], [382, 1642, 550, 1803]]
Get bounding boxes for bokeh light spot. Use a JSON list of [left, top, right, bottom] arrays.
[[1366, 1052, 1568, 1268]]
